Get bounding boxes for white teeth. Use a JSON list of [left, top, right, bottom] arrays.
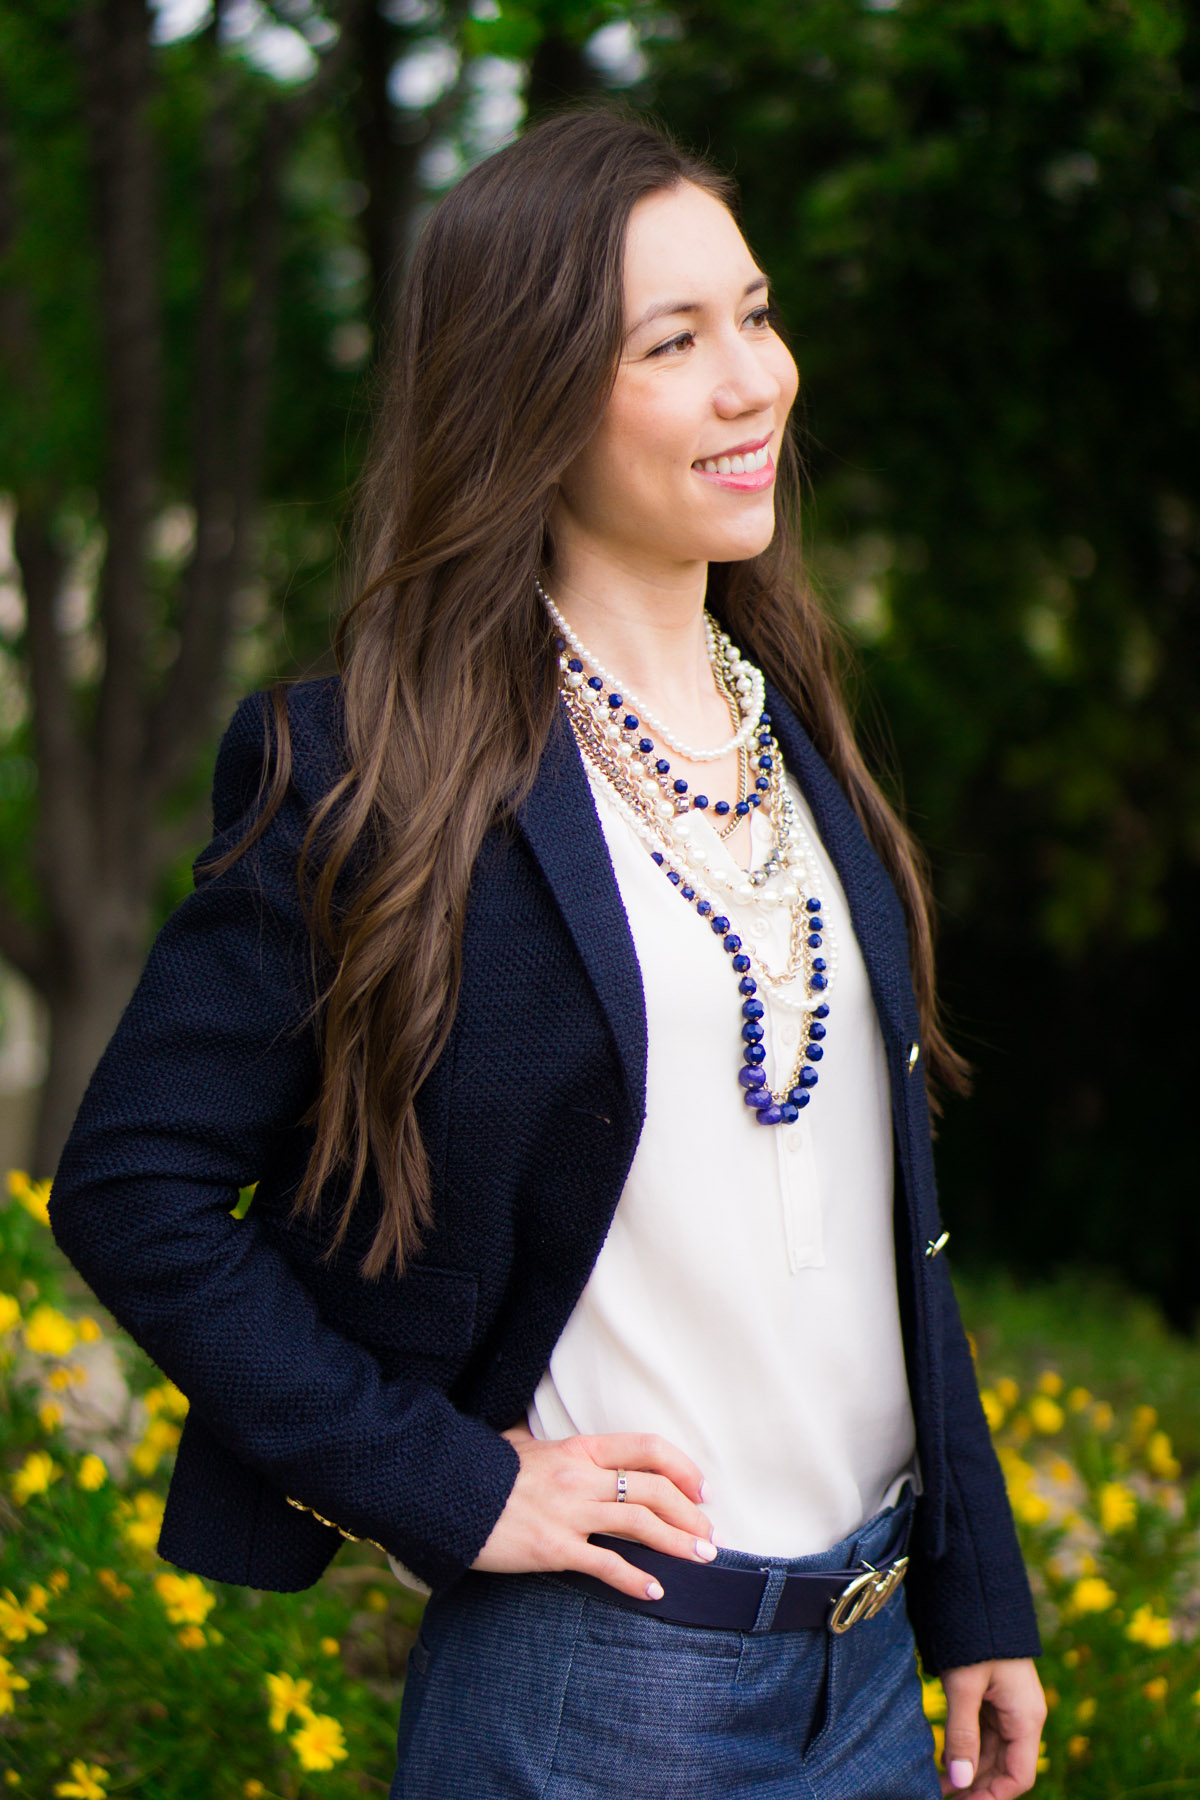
[[693, 446, 771, 474]]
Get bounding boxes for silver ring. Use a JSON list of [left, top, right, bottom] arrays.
[[616, 1469, 628, 1502]]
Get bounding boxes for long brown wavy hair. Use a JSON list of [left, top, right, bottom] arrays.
[[213, 107, 969, 1279]]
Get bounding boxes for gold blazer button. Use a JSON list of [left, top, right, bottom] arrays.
[[907, 1042, 920, 1072], [925, 1231, 950, 1259]]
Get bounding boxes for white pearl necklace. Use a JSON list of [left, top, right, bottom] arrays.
[[538, 579, 765, 763]]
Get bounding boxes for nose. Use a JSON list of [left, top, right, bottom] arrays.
[[710, 327, 786, 421]]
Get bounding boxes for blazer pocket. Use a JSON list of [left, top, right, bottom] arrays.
[[310, 1260, 479, 1382]]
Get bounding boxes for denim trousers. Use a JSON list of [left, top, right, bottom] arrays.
[[388, 1483, 942, 1799]]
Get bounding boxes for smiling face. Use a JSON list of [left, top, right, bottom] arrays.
[[549, 181, 799, 584]]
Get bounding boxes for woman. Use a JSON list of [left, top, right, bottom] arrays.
[[50, 108, 1045, 1798]]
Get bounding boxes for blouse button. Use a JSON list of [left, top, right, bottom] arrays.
[[785, 1131, 804, 1154], [780, 1022, 799, 1047]]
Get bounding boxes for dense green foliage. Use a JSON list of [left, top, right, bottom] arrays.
[[642, 0, 1200, 1321]]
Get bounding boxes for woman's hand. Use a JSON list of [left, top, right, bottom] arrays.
[[938, 1657, 1047, 1798], [471, 1423, 718, 1600]]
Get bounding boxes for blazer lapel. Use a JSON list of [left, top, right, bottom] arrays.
[[514, 702, 648, 1124], [765, 683, 917, 1048]]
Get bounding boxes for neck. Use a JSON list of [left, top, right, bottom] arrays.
[[544, 549, 717, 724]]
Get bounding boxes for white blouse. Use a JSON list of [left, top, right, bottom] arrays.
[[525, 768, 916, 1557]]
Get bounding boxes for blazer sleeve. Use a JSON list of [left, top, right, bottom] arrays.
[[908, 1257, 1044, 1673], [48, 688, 519, 1591]]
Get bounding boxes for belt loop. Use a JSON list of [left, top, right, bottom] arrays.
[[751, 1565, 788, 1634]]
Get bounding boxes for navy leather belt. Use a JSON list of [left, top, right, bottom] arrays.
[[557, 1533, 909, 1635]]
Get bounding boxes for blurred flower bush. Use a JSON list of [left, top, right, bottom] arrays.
[[2, 1171, 1198, 1796], [0, 1175, 415, 1797]]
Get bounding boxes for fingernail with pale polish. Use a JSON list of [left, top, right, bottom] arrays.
[[711, 1530, 723, 1549], [700, 1478, 711, 1503], [695, 1537, 717, 1561], [948, 1761, 973, 1791], [646, 1579, 664, 1600]]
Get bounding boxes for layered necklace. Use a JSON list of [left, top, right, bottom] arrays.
[[541, 584, 836, 1126]]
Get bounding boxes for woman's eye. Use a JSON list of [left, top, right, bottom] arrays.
[[648, 331, 695, 358], [746, 304, 781, 330]]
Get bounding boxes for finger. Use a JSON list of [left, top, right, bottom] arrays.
[[582, 1431, 708, 1503], [593, 1500, 718, 1564], [941, 1669, 987, 1795], [573, 1539, 668, 1602], [602, 1468, 714, 1541], [970, 1714, 1043, 1800]]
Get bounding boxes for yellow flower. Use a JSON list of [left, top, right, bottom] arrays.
[[265, 1672, 313, 1734], [0, 1587, 48, 1644], [11, 1451, 60, 1504], [1146, 1430, 1181, 1480], [77, 1455, 107, 1491], [921, 1678, 946, 1721], [1075, 1697, 1096, 1724], [1070, 1576, 1116, 1615], [993, 1376, 1019, 1408], [291, 1712, 348, 1772], [75, 1316, 102, 1344], [47, 1570, 69, 1594], [1037, 1370, 1063, 1397], [1013, 1490, 1050, 1526], [121, 1490, 164, 1553], [38, 1402, 63, 1433], [0, 1294, 20, 1334], [1067, 1735, 1089, 1761], [154, 1572, 215, 1626], [365, 1587, 389, 1613], [1128, 1402, 1157, 1446], [142, 1382, 188, 1420], [7, 1171, 50, 1227], [1048, 1457, 1074, 1486], [1091, 1401, 1114, 1433], [176, 1625, 206, 1650], [0, 1654, 30, 1715], [96, 1570, 131, 1602], [1098, 1481, 1137, 1533], [979, 1389, 1005, 1432], [1036, 1745, 1050, 1774], [1126, 1604, 1172, 1649], [1028, 1396, 1064, 1434], [52, 1761, 109, 1800], [47, 1367, 77, 1392], [4, 1770, 20, 1786], [1142, 1676, 1168, 1704], [1043, 1687, 1059, 1710], [320, 1637, 340, 1656], [931, 1723, 945, 1765], [243, 1785, 265, 1799], [1063, 1648, 1080, 1669], [131, 1415, 182, 1476], [22, 1305, 75, 1357], [1067, 1386, 1091, 1412]]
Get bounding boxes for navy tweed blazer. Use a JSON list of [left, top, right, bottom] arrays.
[[49, 675, 1040, 1675]]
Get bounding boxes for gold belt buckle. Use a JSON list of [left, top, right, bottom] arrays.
[[827, 1554, 909, 1635]]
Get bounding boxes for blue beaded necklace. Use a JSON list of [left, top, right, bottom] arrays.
[[556, 634, 834, 1127]]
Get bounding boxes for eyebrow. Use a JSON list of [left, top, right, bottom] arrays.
[[626, 275, 769, 338]]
